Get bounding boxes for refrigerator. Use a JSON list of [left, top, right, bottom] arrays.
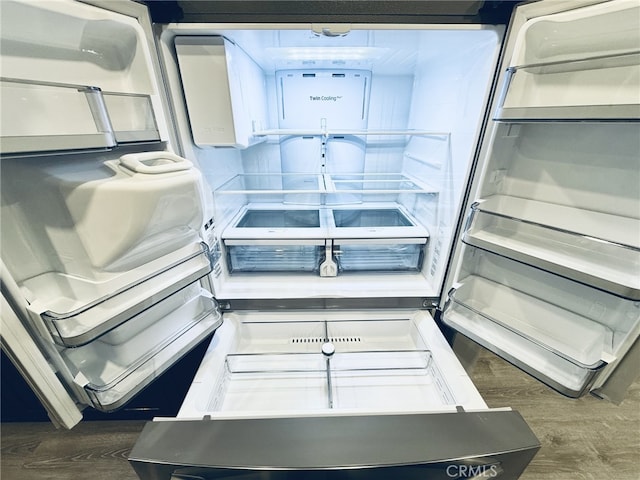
[[1, 0, 638, 478]]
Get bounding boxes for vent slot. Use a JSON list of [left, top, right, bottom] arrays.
[[291, 336, 362, 344]]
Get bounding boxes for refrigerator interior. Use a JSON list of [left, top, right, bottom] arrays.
[[443, 0, 640, 397], [159, 23, 504, 300]]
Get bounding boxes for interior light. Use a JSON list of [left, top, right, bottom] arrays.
[[265, 47, 388, 62]]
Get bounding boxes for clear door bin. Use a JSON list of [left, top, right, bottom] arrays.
[[497, 0, 640, 121], [102, 92, 160, 143], [0, 79, 161, 155], [0, 78, 116, 154], [464, 197, 640, 299], [62, 285, 221, 412], [26, 243, 213, 347], [443, 249, 639, 397]]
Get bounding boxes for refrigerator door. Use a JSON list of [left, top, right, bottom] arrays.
[[442, 0, 640, 398], [130, 308, 539, 479], [0, 0, 220, 427]]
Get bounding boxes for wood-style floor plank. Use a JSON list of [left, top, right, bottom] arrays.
[[1, 351, 638, 479], [471, 351, 640, 480]]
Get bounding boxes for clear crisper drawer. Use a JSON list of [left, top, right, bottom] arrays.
[[27, 243, 213, 347], [225, 241, 324, 274], [334, 240, 426, 273], [62, 285, 221, 412]]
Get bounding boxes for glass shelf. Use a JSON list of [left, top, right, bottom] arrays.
[[252, 129, 449, 138], [25, 243, 213, 347], [215, 173, 435, 196], [63, 286, 221, 412], [0, 78, 160, 155], [463, 196, 640, 300]]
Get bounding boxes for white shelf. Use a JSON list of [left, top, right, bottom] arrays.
[[463, 195, 640, 299]]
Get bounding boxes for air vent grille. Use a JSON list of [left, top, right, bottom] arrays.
[[291, 336, 361, 344]]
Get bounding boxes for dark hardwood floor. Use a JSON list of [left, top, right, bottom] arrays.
[[2, 350, 639, 480]]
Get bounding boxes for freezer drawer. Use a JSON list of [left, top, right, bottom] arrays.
[[131, 308, 539, 479], [178, 310, 487, 419]]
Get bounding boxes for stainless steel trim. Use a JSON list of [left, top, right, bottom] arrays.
[[130, 411, 539, 479]]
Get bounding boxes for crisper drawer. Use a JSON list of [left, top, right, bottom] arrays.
[[25, 242, 213, 347], [224, 240, 325, 274], [442, 248, 639, 397], [62, 284, 221, 412], [334, 238, 427, 273], [131, 309, 539, 479]]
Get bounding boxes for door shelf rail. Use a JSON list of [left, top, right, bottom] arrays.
[[463, 196, 640, 300], [510, 51, 640, 75], [444, 275, 612, 396], [62, 286, 221, 412], [26, 242, 213, 347], [0, 77, 160, 156]]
